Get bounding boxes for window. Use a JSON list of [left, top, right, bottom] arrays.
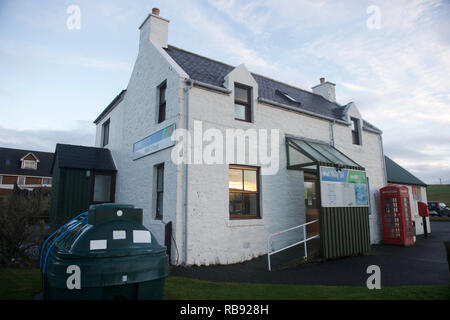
[[155, 163, 164, 219], [22, 160, 37, 170], [42, 178, 52, 185], [91, 173, 115, 204], [0, 176, 2, 184], [412, 186, 421, 201], [229, 165, 260, 219], [158, 81, 167, 123], [234, 83, 252, 122], [102, 119, 110, 147], [17, 176, 25, 185], [351, 117, 361, 145]]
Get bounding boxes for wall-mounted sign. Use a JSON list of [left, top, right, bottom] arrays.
[[320, 166, 368, 207], [133, 123, 176, 160]]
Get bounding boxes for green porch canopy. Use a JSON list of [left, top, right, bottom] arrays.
[[286, 136, 363, 171]]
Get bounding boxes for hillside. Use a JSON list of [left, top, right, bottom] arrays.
[[427, 184, 450, 204]]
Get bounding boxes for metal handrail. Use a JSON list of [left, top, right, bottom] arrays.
[[267, 219, 319, 271]]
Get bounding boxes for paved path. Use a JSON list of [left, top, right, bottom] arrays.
[[170, 221, 450, 286]]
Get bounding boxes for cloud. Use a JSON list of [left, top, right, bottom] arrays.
[[0, 122, 96, 153], [170, 0, 277, 72]]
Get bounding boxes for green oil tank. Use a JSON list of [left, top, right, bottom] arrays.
[[41, 204, 168, 300]]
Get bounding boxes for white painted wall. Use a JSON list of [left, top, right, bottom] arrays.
[[94, 15, 189, 264]]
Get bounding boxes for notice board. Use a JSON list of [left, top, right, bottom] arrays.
[[320, 166, 369, 207]]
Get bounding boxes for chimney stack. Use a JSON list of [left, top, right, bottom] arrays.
[[139, 8, 169, 49], [312, 77, 336, 103]]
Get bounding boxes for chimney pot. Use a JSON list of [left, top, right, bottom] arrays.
[[152, 8, 160, 16], [320, 77, 325, 84]]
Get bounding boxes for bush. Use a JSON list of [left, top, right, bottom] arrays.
[[0, 185, 50, 267]]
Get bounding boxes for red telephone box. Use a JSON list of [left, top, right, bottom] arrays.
[[380, 185, 415, 246]]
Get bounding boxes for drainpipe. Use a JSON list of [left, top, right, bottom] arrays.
[[329, 120, 335, 147], [182, 78, 194, 266]]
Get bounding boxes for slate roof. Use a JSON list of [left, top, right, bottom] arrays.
[[52, 144, 117, 173], [0, 147, 54, 177], [164, 45, 381, 133], [385, 156, 427, 187]]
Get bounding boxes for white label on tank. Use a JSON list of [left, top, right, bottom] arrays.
[[90, 239, 107, 250], [133, 230, 151, 243], [113, 230, 126, 240]]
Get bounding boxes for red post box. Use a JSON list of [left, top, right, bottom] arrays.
[[418, 202, 429, 217], [418, 201, 429, 237], [380, 185, 415, 246]]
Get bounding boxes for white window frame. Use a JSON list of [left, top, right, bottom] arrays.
[[22, 160, 37, 170], [17, 176, 26, 185]]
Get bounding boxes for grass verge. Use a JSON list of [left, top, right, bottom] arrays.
[[164, 276, 450, 300], [430, 216, 450, 221], [0, 268, 41, 300], [1, 268, 448, 300]]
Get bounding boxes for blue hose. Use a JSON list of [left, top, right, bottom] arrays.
[[41, 214, 88, 274], [40, 212, 88, 269]]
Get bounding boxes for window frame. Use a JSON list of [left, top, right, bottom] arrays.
[[42, 178, 52, 185], [157, 81, 167, 124], [229, 165, 260, 220], [155, 163, 165, 220], [102, 119, 110, 147], [350, 117, 361, 145], [17, 176, 26, 185], [22, 160, 37, 170], [89, 172, 116, 205], [234, 83, 252, 122]]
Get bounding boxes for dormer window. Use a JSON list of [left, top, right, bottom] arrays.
[[20, 153, 39, 170], [22, 160, 37, 170], [234, 83, 252, 122]]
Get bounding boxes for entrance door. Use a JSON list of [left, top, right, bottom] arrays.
[[304, 174, 320, 237]]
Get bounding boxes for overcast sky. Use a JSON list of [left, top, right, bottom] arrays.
[[0, 0, 449, 184]]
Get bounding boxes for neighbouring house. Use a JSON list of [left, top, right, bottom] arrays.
[[385, 156, 430, 236], [52, 9, 388, 266], [0, 147, 54, 194]]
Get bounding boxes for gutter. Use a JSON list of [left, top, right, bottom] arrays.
[[182, 78, 194, 266]]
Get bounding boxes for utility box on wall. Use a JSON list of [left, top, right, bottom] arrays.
[[380, 185, 415, 246]]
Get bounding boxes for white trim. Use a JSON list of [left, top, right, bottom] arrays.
[[22, 159, 38, 170], [20, 152, 40, 162], [0, 173, 52, 179]]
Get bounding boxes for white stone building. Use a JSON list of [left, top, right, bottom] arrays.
[[93, 9, 387, 266]]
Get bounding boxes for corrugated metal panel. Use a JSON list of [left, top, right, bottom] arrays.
[[320, 207, 370, 259], [50, 167, 91, 230]]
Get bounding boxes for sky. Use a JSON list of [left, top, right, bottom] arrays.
[[0, 0, 449, 184]]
